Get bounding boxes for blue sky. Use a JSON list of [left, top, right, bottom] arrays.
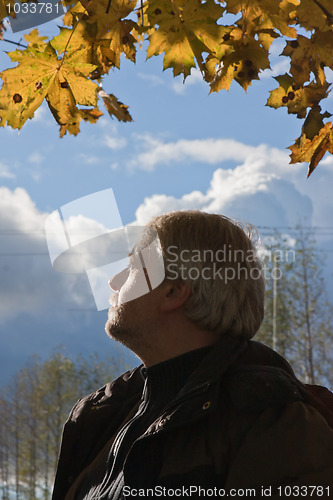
[[1, 16, 333, 384]]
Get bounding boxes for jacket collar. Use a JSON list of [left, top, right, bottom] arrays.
[[92, 333, 247, 410], [176, 333, 247, 398]]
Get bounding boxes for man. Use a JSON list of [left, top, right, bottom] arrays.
[[52, 211, 333, 500]]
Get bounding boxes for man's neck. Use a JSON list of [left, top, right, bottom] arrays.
[[138, 323, 220, 367]]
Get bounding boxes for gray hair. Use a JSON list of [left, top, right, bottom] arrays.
[[147, 210, 265, 339]]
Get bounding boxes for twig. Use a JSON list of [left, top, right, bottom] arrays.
[[106, 0, 112, 14], [312, 0, 333, 24], [1, 38, 27, 48]]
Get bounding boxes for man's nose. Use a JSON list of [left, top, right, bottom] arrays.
[[108, 267, 130, 291]]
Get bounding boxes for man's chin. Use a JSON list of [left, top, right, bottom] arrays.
[[105, 319, 118, 339], [105, 318, 129, 344]]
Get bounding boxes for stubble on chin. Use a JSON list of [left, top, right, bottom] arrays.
[[105, 293, 128, 342]]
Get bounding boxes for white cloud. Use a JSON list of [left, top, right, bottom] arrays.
[[134, 163, 312, 230], [79, 153, 101, 165], [261, 58, 290, 79], [104, 134, 127, 150], [97, 117, 115, 128], [131, 137, 333, 232], [0, 188, 94, 322], [171, 69, 205, 94], [137, 68, 204, 94], [33, 106, 51, 124], [0, 161, 15, 179], [28, 152, 45, 165], [321, 154, 333, 166], [130, 134, 288, 171], [138, 73, 165, 87]]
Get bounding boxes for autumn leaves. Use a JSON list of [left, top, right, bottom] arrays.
[[0, 0, 332, 174]]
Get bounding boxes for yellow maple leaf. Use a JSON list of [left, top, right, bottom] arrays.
[[282, 33, 333, 86], [267, 75, 330, 119], [207, 57, 235, 92], [51, 24, 118, 77], [147, 0, 225, 79], [289, 122, 333, 177], [0, 29, 99, 134], [302, 104, 332, 141], [93, 41, 117, 74], [25, 28, 49, 49], [50, 25, 92, 56], [81, 0, 137, 68], [256, 28, 279, 51], [295, 0, 333, 30], [226, 0, 297, 38], [209, 36, 270, 92], [60, 108, 103, 137], [62, 0, 87, 26], [0, 43, 59, 130]]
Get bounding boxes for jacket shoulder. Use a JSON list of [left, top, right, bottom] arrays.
[[224, 342, 305, 413], [51, 366, 144, 500], [68, 365, 143, 422]]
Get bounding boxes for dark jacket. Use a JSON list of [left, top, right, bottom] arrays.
[[52, 335, 333, 499]]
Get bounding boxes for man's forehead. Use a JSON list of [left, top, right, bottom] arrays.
[[128, 226, 159, 253]]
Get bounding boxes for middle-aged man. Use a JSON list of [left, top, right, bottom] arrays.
[[52, 210, 333, 500]]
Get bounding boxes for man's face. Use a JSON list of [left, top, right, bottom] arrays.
[[105, 257, 160, 351]]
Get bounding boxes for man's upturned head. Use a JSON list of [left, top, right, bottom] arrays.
[[146, 210, 265, 339], [106, 210, 265, 345]]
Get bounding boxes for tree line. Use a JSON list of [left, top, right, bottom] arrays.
[[257, 225, 333, 387], [0, 351, 122, 500]]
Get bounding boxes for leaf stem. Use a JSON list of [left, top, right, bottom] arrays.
[[58, 20, 79, 70], [140, 0, 144, 26]]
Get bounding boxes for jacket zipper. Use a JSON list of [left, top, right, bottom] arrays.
[[109, 378, 151, 474]]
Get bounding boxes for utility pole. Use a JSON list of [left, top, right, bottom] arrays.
[[272, 253, 277, 351]]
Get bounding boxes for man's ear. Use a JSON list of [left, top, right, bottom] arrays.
[[160, 281, 191, 312]]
